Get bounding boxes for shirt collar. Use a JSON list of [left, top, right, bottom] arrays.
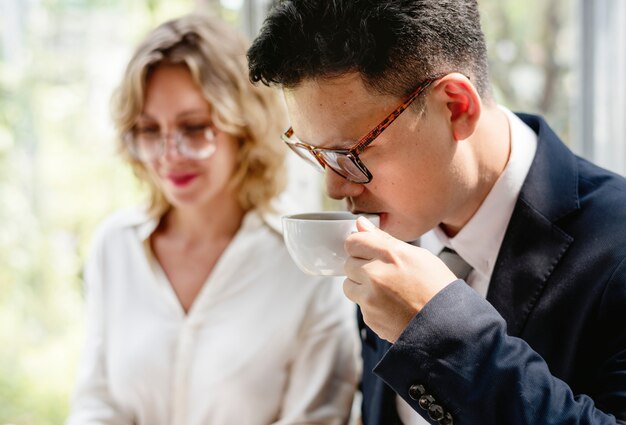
[[135, 214, 159, 242], [434, 107, 538, 280]]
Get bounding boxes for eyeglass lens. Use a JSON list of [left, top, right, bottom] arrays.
[[128, 128, 216, 161], [287, 143, 325, 172], [317, 151, 369, 183]]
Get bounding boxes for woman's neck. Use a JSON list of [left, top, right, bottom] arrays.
[[158, 198, 246, 243]]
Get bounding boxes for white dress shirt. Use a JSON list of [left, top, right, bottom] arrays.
[[67, 207, 358, 425], [396, 108, 538, 424]]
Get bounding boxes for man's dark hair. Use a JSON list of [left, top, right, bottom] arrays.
[[248, 0, 491, 99]]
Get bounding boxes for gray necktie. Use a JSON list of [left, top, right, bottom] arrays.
[[438, 247, 473, 281]]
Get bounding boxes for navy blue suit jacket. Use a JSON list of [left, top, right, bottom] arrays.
[[359, 114, 626, 424]]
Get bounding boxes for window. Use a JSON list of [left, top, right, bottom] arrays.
[[0, 1, 622, 423], [575, 0, 626, 176]]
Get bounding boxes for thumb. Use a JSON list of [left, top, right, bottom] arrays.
[[356, 216, 378, 232]]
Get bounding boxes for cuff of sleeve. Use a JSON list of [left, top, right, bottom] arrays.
[[373, 280, 506, 416]]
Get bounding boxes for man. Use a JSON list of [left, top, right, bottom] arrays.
[[247, 1, 626, 424]]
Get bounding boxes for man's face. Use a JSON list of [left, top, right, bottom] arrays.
[[283, 73, 465, 241]]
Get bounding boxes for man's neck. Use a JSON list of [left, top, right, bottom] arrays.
[[441, 105, 511, 237]]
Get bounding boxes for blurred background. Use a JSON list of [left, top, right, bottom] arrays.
[[0, 0, 624, 423]]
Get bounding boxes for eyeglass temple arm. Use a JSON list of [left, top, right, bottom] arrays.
[[351, 78, 438, 155]]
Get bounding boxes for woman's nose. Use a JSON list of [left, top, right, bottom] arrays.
[[161, 134, 184, 161], [324, 168, 364, 200]]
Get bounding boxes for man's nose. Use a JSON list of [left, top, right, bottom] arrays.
[[324, 168, 364, 200]]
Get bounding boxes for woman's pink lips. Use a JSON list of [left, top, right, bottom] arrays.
[[167, 173, 198, 187]]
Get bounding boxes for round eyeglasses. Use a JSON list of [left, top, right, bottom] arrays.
[[282, 74, 446, 184], [124, 125, 217, 162]]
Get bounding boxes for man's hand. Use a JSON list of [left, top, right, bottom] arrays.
[[343, 217, 457, 342]]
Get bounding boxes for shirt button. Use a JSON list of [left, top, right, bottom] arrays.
[[360, 328, 367, 340], [428, 403, 444, 421], [439, 412, 453, 425], [408, 384, 426, 400], [418, 394, 435, 410]]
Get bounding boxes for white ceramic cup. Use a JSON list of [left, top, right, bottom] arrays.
[[282, 211, 380, 276]]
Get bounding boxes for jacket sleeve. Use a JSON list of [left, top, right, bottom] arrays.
[[66, 234, 133, 425], [272, 278, 359, 425], [374, 278, 626, 425]]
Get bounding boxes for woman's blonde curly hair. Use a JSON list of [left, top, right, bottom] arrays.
[[111, 14, 287, 218]]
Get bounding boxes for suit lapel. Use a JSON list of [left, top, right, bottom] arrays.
[[487, 200, 573, 335], [487, 114, 579, 336]]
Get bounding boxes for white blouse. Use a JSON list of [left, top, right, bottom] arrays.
[[67, 208, 358, 425]]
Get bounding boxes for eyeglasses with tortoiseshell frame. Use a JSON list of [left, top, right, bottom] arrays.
[[282, 74, 447, 184]]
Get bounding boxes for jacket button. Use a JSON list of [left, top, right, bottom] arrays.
[[408, 384, 426, 400], [418, 394, 435, 410], [428, 403, 444, 421], [438, 412, 453, 425]]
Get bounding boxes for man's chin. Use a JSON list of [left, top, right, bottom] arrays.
[[381, 220, 424, 243], [382, 226, 417, 243]]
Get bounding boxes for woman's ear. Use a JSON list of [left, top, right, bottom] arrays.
[[432, 73, 481, 141]]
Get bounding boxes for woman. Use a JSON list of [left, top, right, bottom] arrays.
[[67, 14, 357, 425]]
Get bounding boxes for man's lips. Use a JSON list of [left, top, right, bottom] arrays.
[[167, 173, 199, 186]]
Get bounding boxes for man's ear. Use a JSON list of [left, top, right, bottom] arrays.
[[432, 73, 481, 141]]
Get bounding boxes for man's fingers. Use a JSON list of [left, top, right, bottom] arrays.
[[344, 257, 371, 283], [342, 277, 364, 304], [355, 216, 377, 232], [346, 222, 396, 260]]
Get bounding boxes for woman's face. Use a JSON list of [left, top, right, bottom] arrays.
[[139, 63, 240, 211]]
